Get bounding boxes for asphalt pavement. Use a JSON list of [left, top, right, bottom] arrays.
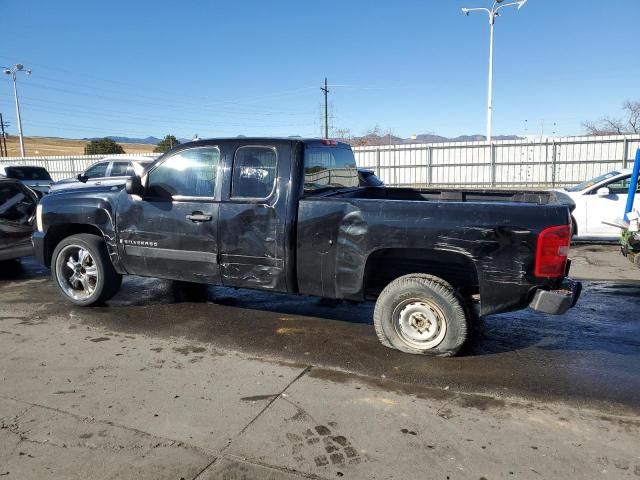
[[0, 244, 638, 479]]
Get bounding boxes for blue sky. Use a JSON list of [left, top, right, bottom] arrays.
[[0, 0, 638, 140]]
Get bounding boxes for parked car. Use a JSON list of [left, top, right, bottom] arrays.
[[0, 176, 38, 262], [0, 165, 53, 197], [560, 169, 640, 241], [33, 138, 580, 357], [49, 156, 155, 193], [358, 168, 384, 187]]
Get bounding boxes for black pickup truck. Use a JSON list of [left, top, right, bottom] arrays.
[[33, 138, 580, 356]]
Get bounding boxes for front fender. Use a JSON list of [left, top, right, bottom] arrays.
[[38, 190, 122, 270]]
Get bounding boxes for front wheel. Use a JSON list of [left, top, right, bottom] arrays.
[[51, 234, 122, 306], [373, 274, 468, 356]]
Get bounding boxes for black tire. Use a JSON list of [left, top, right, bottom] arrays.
[[51, 233, 122, 306], [373, 274, 468, 357]]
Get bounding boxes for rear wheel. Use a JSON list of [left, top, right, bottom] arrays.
[[373, 274, 468, 356], [51, 234, 122, 306]]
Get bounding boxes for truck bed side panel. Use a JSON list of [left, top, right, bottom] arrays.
[[297, 197, 570, 316]]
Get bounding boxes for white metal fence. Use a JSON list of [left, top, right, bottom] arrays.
[[1, 135, 638, 187], [353, 134, 640, 188]]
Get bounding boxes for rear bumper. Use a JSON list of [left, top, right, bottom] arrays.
[[529, 278, 582, 315]]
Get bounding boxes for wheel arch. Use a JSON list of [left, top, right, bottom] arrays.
[[43, 224, 107, 268], [363, 247, 480, 300]]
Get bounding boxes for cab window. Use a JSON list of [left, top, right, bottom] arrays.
[[110, 162, 131, 177], [84, 162, 109, 179], [231, 146, 277, 199], [147, 147, 219, 199]]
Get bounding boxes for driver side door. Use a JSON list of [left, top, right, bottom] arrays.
[[116, 146, 222, 284]]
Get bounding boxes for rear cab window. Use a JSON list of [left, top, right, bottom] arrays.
[[303, 143, 359, 193]]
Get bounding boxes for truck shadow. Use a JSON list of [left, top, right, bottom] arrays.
[[8, 259, 638, 358]]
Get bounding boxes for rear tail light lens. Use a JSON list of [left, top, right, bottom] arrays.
[[321, 139, 338, 146], [535, 225, 571, 277]]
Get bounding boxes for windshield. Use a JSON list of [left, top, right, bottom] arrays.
[[4, 166, 52, 181], [566, 171, 621, 192], [304, 146, 359, 193]]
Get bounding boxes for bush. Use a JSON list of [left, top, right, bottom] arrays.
[[84, 138, 125, 155]]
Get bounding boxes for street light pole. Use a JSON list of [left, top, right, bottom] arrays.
[[2, 64, 32, 157], [487, 13, 495, 143], [461, 0, 527, 142]]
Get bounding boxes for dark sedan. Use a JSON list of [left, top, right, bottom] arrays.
[[0, 165, 53, 198]]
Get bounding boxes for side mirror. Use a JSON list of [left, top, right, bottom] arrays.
[[596, 187, 610, 197], [77, 173, 88, 183], [125, 175, 144, 196]]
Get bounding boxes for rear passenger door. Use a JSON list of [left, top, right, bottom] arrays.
[[218, 144, 290, 291]]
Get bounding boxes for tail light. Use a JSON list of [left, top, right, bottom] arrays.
[[535, 225, 571, 277], [321, 139, 338, 146]]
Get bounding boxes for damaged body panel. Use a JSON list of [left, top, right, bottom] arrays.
[[296, 188, 571, 316], [32, 138, 580, 354], [0, 178, 39, 261]]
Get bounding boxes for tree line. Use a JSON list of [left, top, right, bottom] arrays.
[[83, 135, 181, 155]]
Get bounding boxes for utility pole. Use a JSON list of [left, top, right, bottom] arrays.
[[320, 77, 329, 138], [0, 113, 7, 157]]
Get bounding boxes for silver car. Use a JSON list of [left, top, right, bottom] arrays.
[[50, 156, 156, 192]]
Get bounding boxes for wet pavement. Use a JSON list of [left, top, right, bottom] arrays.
[[1, 245, 639, 479], [1, 244, 639, 414]]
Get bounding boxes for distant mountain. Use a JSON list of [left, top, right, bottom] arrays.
[[81, 133, 523, 147], [340, 133, 524, 146]]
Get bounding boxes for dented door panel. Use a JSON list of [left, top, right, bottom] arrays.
[[217, 141, 294, 292]]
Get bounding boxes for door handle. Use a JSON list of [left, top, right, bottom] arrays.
[[94, 181, 102, 185], [186, 212, 212, 222]]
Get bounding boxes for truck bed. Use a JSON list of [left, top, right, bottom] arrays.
[[334, 187, 561, 205]]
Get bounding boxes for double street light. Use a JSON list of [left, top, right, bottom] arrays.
[[2, 64, 32, 157], [461, 0, 527, 142]]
